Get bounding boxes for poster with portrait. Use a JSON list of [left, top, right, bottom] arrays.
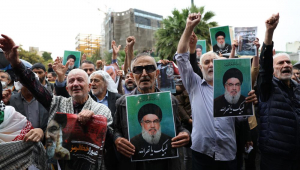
[[157, 63, 176, 93], [234, 27, 257, 56], [213, 58, 254, 117], [196, 40, 206, 57], [209, 26, 232, 56], [63, 50, 81, 68], [126, 92, 178, 161], [45, 113, 107, 169]]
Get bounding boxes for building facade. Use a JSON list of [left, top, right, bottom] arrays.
[[75, 33, 101, 56], [104, 8, 162, 53]]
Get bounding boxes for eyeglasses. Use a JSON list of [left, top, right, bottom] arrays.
[[225, 83, 241, 87], [141, 119, 160, 124], [132, 65, 156, 74]]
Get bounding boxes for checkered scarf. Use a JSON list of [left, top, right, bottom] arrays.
[[0, 101, 4, 124], [0, 141, 47, 170]]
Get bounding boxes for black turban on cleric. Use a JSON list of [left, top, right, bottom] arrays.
[[223, 68, 243, 86], [215, 31, 226, 39], [196, 44, 203, 50], [138, 103, 162, 123], [67, 54, 76, 62]]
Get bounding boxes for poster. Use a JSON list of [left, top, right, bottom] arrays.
[[63, 50, 81, 69], [157, 63, 176, 93], [213, 58, 254, 117], [209, 26, 232, 55], [45, 113, 107, 169], [196, 40, 206, 61], [234, 27, 257, 56], [126, 92, 178, 161]]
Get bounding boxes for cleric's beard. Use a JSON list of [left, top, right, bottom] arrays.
[[224, 89, 241, 104], [217, 42, 225, 49], [68, 64, 74, 69], [1, 81, 7, 89], [46, 140, 56, 159], [142, 126, 161, 144]]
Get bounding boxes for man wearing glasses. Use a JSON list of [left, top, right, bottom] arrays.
[[214, 68, 252, 117], [113, 53, 190, 170]]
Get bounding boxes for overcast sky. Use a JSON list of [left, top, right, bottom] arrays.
[[1, 0, 299, 59]]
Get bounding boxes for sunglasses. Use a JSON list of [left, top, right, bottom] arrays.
[[132, 65, 156, 74]]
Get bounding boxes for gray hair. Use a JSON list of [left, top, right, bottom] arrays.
[[89, 70, 118, 93], [67, 69, 89, 84], [199, 51, 218, 66], [130, 53, 157, 71], [273, 53, 290, 60]]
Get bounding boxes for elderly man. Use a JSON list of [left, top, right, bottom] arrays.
[[175, 13, 256, 170], [0, 35, 112, 170], [81, 60, 96, 76], [113, 53, 190, 170], [130, 103, 175, 160], [213, 31, 232, 55], [0, 70, 11, 90], [257, 13, 300, 170], [214, 68, 252, 117], [32, 63, 54, 93]]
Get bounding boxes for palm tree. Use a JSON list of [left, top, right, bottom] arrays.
[[155, 5, 218, 60]]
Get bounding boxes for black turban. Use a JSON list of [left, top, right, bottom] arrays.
[[196, 44, 203, 50], [67, 54, 76, 62], [215, 31, 226, 40], [53, 113, 68, 128], [223, 68, 243, 86], [138, 103, 162, 123]]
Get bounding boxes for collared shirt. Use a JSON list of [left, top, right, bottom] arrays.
[[93, 91, 108, 107], [21, 94, 39, 128], [175, 52, 236, 161]]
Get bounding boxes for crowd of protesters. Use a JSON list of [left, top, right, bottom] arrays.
[[0, 12, 299, 170]]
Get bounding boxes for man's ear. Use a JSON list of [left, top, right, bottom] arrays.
[[88, 83, 92, 90]]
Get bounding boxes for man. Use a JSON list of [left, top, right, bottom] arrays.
[[0, 35, 112, 170], [113, 53, 190, 170], [66, 54, 77, 74], [0, 70, 11, 90], [130, 103, 176, 160], [32, 63, 54, 93], [81, 60, 96, 76], [214, 68, 252, 117], [196, 44, 202, 62], [123, 72, 136, 94], [175, 13, 256, 170], [257, 13, 300, 170], [213, 31, 232, 55], [291, 67, 300, 83], [47, 72, 57, 83], [105, 66, 117, 82]]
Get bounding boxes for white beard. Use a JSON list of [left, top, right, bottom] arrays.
[[46, 141, 56, 159], [224, 89, 241, 104], [141, 126, 161, 144], [1, 81, 7, 89], [217, 42, 225, 49], [68, 64, 74, 69]]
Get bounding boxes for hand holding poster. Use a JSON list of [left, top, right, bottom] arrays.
[[234, 27, 258, 56], [63, 50, 81, 69], [46, 113, 107, 169], [126, 92, 178, 161], [213, 58, 254, 117]]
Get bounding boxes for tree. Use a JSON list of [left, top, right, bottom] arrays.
[[155, 5, 218, 60], [42, 52, 52, 61], [18, 45, 45, 64]]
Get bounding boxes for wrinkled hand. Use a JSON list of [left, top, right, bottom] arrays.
[[96, 60, 103, 69], [0, 34, 20, 67], [2, 89, 11, 105], [186, 13, 201, 28], [126, 36, 135, 49], [189, 32, 197, 53], [53, 57, 69, 77], [24, 128, 44, 142], [265, 13, 279, 32], [218, 52, 223, 57], [160, 59, 170, 65], [55, 145, 71, 160], [115, 137, 135, 158], [78, 110, 94, 125], [112, 40, 121, 56], [171, 132, 190, 148], [117, 70, 123, 76], [254, 38, 260, 49], [245, 90, 258, 105]]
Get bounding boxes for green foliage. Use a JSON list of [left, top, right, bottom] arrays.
[[18, 46, 45, 64], [42, 52, 52, 61], [89, 48, 101, 64], [155, 5, 218, 60]]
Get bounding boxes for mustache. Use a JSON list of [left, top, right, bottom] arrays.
[[140, 76, 151, 81]]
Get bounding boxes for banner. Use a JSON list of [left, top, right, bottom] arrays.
[[63, 50, 81, 68], [157, 63, 176, 93], [210, 26, 232, 55], [126, 92, 178, 161], [213, 58, 254, 117], [234, 27, 258, 56], [46, 113, 107, 169]]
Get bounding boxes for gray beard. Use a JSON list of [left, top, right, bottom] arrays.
[[1, 81, 7, 89], [46, 141, 56, 159], [224, 89, 241, 104], [141, 126, 161, 144], [217, 42, 225, 49], [68, 65, 74, 69]]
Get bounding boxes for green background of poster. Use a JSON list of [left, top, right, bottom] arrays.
[[63, 50, 81, 68], [196, 40, 206, 54], [210, 26, 232, 47], [213, 58, 251, 98], [126, 92, 176, 139]]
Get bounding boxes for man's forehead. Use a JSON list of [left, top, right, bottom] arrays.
[[90, 74, 103, 80], [133, 56, 155, 66], [32, 68, 44, 72], [82, 63, 94, 68], [203, 55, 217, 62], [274, 55, 290, 63], [68, 72, 86, 80], [143, 114, 159, 119]]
